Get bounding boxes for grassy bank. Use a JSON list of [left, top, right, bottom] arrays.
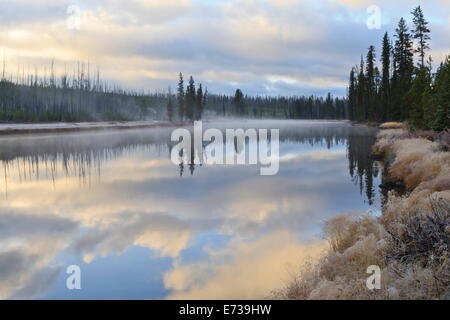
[[0, 120, 189, 135], [275, 125, 450, 300]]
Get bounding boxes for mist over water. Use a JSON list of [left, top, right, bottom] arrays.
[[0, 120, 380, 299]]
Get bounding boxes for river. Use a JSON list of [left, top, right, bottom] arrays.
[[0, 120, 380, 299]]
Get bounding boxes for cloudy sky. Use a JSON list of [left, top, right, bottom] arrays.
[[0, 0, 449, 96]]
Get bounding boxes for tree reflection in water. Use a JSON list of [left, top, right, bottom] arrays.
[[0, 122, 379, 204]]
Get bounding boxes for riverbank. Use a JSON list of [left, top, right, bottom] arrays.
[[0, 120, 189, 135], [275, 125, 449, 300], [0, 119, 353, 135]]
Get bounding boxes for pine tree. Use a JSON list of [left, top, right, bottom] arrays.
[[432, 56, 450, 131], [380, 32, 391, 121], [405, 67, 430, 128], [345, 8, 448, 128], [411, 6, 431, 68], [348, 68, 357, 121], [167, 97, 173, 122], [393, 18, 414, 120], [356, 56, 366, 121], [433, 105, 449, 131], [233, 89, 245, 115], [195, 83, 203, 120], [374, 66, 381, 121], [422, 75, 435, 129], [365, 45, 376, 121], [185, 76, 196, 120], [325, 93, 333, 119], [167, 87, 173, 122], [203, 87, 208, 117], [177, 73, 185, 120]]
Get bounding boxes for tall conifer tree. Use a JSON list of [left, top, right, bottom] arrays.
[[411, 6, 431, 68], [393, 18, 414, 120], [380, 32, 391, 121], [348, 68, 357, 121], [185, 76, 196, 120], [177, 73, 185, 120], [366, 45, 376, 121]]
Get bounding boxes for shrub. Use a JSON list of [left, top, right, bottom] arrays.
[[384, 197, 450, 296]]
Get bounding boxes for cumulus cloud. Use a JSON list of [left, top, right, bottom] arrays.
[[0, 209, 78, 299], [0, 210, 78, 240], [70, 211, 197, 261], [164, 230, 327, 299], [0, 0, 447, 96]]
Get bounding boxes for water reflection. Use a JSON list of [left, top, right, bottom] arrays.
[[1, 121, 378, 198], [0, 120, 380, 299]]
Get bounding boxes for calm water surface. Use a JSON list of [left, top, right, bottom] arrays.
[[0, 120, 380, 299]]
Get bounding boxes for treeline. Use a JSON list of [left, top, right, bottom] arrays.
[[0, 62, 349, 122], [205, 91, 347, 119], [0, 62, 171, 121], [348, 6, 449, 131], [174, 72, 347, 120]]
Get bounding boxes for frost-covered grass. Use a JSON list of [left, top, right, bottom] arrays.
[[275, 128, 450, 300], [273, 213, 388, 300], [373, 129, 450, 192], [379, 122, 406, 130]]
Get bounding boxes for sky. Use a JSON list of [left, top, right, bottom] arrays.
[[0, 0, 449, 97]]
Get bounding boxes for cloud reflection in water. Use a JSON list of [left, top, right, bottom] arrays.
[[0, 120, 380, 299]]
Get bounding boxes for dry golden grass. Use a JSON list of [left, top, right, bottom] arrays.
[[388, 138, 449, 191], [324, 213, 385, 253], [372, 129, 408, 154], [275, 200, 449, 300], [273, 213, 388, 300]]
